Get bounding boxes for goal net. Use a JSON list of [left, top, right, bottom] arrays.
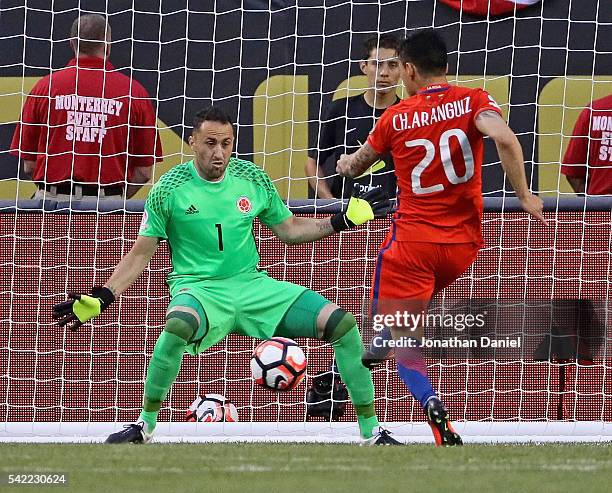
[[1, 1, 611, 443]]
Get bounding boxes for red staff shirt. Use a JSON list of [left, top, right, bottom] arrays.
[[367, 83, 503, 246], [561, 95, 612, 196], [11, 56, 162, 186]]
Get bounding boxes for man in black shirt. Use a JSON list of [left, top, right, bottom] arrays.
[[306, 34, 401, 199]]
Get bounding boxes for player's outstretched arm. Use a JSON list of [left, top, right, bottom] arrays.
[[475, 110, 548, 226], [336, 143, 379, 178], [269, 184, 391, 245], [104, 235, 159, 296], [52, 235, 159, 331]]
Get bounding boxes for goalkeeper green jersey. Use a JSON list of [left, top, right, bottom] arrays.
[[139, 158, 292, 284]]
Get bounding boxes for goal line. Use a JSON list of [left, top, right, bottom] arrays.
[[2, 422, 612, 444]]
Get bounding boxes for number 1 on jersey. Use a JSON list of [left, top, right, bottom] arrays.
[[215, 223, 224, 251]]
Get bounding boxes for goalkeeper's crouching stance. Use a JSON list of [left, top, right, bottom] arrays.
[[52, 106, 401, 446]]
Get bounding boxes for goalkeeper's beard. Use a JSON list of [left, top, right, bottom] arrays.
[[196, 159, 228, 181]]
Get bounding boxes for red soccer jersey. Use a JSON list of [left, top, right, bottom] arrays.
[[367, 83, 502, 245], [11, 56, 162, 186], [561, 95, 612, 196]]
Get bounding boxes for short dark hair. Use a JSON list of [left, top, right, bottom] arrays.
[[192, 106, 234, 134], [362, 33, 400, 60], [398, 29, 448, 75], [70, 14, 109, 55]]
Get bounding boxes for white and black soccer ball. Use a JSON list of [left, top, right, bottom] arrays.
[[250, 337, 307, 391], [185, 394, 239, 422]]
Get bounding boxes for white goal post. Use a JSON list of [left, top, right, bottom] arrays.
[[1, 1, 611, 443]]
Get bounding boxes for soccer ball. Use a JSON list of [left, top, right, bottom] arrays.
[[185, 394, 239, 422], [250, 337, 307, 391]]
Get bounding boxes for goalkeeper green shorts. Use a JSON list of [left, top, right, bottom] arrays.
[[168, 271, 314, 355]]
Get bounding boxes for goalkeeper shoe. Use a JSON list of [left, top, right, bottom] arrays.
[[361, 427, 403, 446], [425, 397, 462, 447], [105, 422, 152, 444]]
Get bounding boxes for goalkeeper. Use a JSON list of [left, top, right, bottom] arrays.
[[53, 106, 399, 445]]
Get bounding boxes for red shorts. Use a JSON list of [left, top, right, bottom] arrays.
[[371, 238, 479, 314]]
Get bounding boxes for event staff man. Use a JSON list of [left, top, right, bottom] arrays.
[[561, 94, 612, 195], [11, 14, 162, 200]]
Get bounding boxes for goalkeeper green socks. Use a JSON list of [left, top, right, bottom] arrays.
[[332, 326, 380, 439], [138, 330, 187, 433], [138, 409, 159, 434], [355, 403, 379, 440]]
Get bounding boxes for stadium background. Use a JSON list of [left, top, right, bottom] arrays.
[[1, 0, 610, 199], [0, 0, 610, 427]]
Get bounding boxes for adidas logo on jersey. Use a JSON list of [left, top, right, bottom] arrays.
[[185, 204, 199, 215]]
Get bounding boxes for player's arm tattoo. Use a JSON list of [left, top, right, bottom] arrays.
[[352, 145, 380, 176], [317, 218, 335, 236], [338, 143, 379, 178], [269, 216, 335, 245], [105, 284, 118, 297]]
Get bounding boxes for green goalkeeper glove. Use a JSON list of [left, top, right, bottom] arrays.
[[331, 184, 391, 232], [52, 286, 115, 332]]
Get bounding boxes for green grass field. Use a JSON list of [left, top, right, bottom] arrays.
[[1, 443, 611, 493]]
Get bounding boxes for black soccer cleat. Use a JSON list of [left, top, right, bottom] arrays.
[[361, 350, 388, 370], [424, 397, 462, 447], [362, 427, 403, 446], [362, 329, 394, 369], [105, 422, 152, 444], [361, 346, 393, 370]]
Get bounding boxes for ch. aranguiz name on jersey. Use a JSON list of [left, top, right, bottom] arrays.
[[55, 95, 124, 143], [391, 96, 472, 130]]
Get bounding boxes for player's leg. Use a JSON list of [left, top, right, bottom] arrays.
[[274, 289, 401, 445], [432, 242, 479, 295], [369, 241, 438, 407], [106, 293, 208, 444], [420, 242, 478, 446], [363, 232, 423, 367], [383, 242, 478, 445], [139, 294, 209, 433], [368, 241, 464, 446]]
